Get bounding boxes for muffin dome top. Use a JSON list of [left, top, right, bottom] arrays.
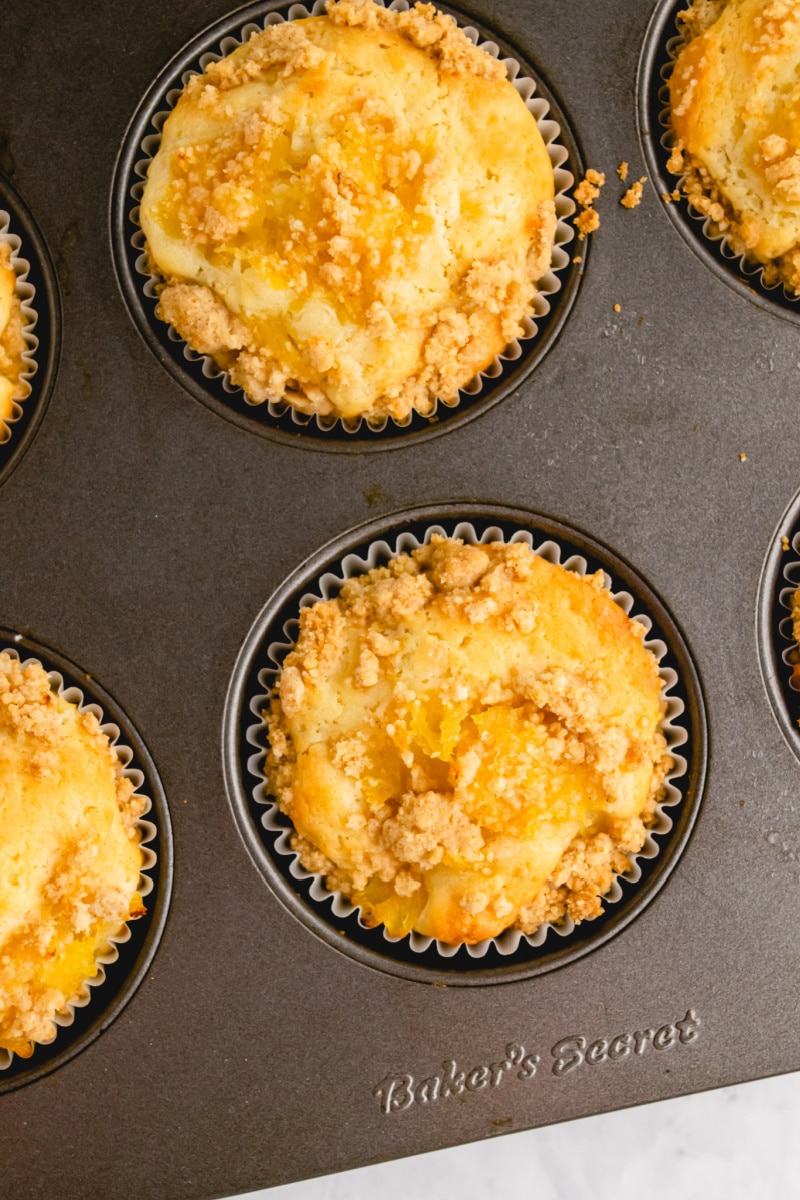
[[265, 537, 667, 946], [0, 654, 145, 1058], [670, 0, 800, 263], [141, 0, 555, 422]]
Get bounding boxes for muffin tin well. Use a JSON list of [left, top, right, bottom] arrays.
[[0, 175, 60, 490], [0, 632, 173, 1096], [638, 0, 800, 325], [224, 503, 707, 985], [110, 0, 585, 451]]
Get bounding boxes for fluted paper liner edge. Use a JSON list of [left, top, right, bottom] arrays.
[[244, 522, 689, 963]]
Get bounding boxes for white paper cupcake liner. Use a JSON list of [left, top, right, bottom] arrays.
[[777, 533, 800, 686], [656, 5, 800, 305], [127, 0, 577, 435], [0, 210, 40, 446], [0, 644, 158, 1070], [244, 521, 689, 962]]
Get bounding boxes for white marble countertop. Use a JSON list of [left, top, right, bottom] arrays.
[[231, 1071, 797, 1199]]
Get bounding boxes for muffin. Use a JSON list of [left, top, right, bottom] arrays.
[[0, 243, 26, 427], [669, 0, 800, 290], [265, 537, 669, 946], [0, 653, 146, 1059], [139, 0, 556, 423]]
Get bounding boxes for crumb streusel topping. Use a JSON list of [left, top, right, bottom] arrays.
[[574, 168, 605, 240]]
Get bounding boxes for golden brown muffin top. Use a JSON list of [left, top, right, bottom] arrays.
[[141, 0, 556, 422], [266, 537, 668, 946], [0, 653, 145, 1057], [670, 0, 800, 279]]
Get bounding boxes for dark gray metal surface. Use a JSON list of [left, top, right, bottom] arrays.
[[1, 1, 798, 1197]]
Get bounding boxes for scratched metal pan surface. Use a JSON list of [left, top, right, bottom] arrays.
[[2, 1, 800, 1197]]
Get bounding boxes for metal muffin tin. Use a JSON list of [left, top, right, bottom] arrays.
[[3, 0, 800, 1196]]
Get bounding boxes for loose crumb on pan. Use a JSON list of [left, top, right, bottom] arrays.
[[782, 535, 791, 552], [612, 303, 621, 313], [575, 168, 605, 240], [739, 451, 747, 461], [620, 177, 647, 209], [265, 536, 669, 946], [617, 161, 629, 181]]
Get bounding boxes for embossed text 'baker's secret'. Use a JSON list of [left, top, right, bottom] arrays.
[[374, 1043, 538, 1115], [373, 1009, 700, 1114]]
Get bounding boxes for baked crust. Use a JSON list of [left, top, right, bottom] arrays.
[[265, 537, 668, 946], [669, 0, 800, 290], [0, 654, 145, 1058], [0, 244, 26, 425], [140, 0, 556, 422]]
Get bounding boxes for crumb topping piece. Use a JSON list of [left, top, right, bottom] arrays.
[[0, 244, 26, 430], [620, 177, 647, 209], [0, 653, 145, 1058], [669, 0, 800, 290], [575, 168, 605, 240], [265, 537, 668, 946], [140, 0, 556, 422]]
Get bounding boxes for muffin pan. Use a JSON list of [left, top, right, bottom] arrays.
[[111, 0, 584, 450], [4, 0, 800, 1196]]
